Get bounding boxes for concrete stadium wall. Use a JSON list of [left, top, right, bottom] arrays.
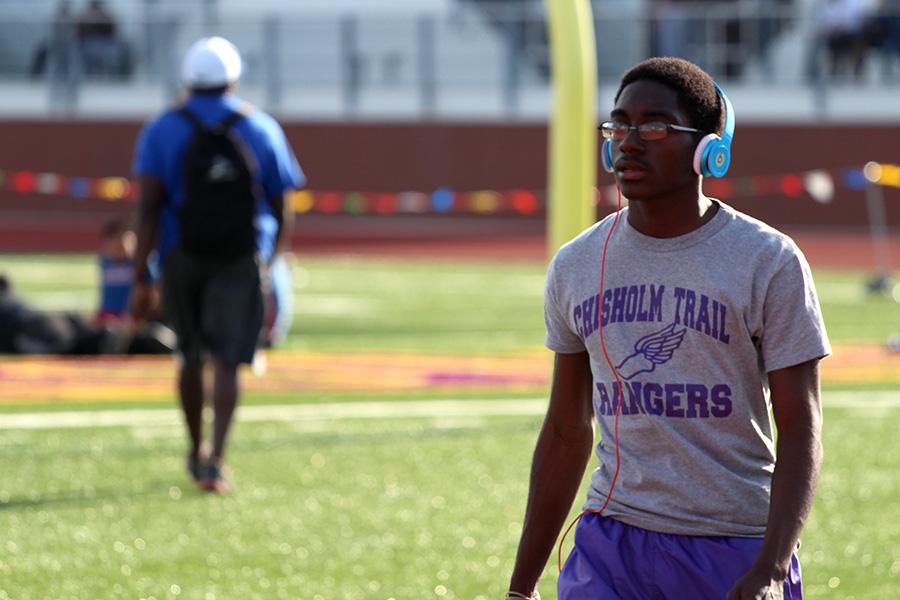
[[0, 119, 898, 252]]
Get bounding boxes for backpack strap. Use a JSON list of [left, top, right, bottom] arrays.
[[177, 105, 250, 134], [177, 107, 206, 132], [219, 110, 247, 131]]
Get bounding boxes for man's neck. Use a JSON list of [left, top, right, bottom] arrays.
[[626, 187, 718, 238]]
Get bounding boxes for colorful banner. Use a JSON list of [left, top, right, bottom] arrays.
[[0, 164, 897, 216]]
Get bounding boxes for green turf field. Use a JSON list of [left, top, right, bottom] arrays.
[[1, 254, 898, 599], [3, 253, 898, 352]]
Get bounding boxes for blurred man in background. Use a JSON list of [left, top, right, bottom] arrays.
[[131, 36, 304, 494]]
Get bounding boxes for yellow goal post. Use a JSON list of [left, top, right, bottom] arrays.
[[544, 0, 598, 257]]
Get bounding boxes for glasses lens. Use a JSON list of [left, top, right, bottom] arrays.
[[600, 122, 617, 140], [640, 122, 668, 140], [603, 122, 630, 140]]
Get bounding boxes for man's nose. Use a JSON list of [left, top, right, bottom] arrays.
[[619, 128, 645, 154]]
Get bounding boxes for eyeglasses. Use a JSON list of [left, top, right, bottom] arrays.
[[599, 120, 701, 141]]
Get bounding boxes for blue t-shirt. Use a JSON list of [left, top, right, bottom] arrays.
[[99, 256, 133, 316], [132, 93, 304, 262]]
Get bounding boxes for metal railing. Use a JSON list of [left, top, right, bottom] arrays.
[[1, 1, 898, 118]]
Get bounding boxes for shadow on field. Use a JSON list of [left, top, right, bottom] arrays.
[[0, 478, 210, 512]]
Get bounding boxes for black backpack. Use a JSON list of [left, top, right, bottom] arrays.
[[178, 107, 258, 259]]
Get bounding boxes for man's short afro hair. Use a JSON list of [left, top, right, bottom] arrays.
[[613, 57, 724, 136]]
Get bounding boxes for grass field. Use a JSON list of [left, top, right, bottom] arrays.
[[1, 253, 899, 599]]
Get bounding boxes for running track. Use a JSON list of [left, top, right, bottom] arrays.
[[0, 344, 896, 404]]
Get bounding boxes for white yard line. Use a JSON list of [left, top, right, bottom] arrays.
[[0, 391, 897, 431], [0, 399, 549, 430]]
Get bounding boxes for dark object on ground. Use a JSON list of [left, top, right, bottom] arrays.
[[0, 273, 173, 355]]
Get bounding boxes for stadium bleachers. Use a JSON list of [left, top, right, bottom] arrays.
[[0, 0, 898, 119]]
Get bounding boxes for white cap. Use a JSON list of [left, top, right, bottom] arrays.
[[181, 36, 242, 88]]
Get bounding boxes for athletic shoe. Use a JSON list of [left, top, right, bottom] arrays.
[[187, 454, 204, 483], [198, 462, 231, 494]]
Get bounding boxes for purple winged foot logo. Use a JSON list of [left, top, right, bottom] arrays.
[[616, 323, 688, 380]]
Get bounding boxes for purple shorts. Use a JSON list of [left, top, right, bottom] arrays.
[[559, 513, 802, 599]]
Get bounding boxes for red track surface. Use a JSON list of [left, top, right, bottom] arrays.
[[292, 229, 900, 270], [1, 212, 898, 270]]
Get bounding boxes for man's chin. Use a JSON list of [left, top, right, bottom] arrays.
[[615, 180, 656, 201]]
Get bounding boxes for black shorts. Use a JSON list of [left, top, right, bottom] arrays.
[[161, 247, 263, 365]]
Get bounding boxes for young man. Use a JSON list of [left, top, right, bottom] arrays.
[[507, 57, 830, 599], [130, 37, 304, 493]]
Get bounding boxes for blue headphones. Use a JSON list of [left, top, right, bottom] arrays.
[[601, 81, 735, 178]]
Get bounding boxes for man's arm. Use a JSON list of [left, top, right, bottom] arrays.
[[727, 358, 824, 600], [130, 175, 164, 321], [270, 191, 294, 259], [508, 351, 595, 598]]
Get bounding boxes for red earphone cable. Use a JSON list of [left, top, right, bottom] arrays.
[[557, 185, 626, 572]]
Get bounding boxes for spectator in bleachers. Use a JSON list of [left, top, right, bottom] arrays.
[[882, 1, 900, 64], [816, 0, 869, 80], [31, 1, 78, 81], [864, 0, 900, 78], [77, 0, 132, 78]]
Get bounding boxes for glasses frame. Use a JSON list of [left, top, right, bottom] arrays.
[[599, 120, 701, 141]]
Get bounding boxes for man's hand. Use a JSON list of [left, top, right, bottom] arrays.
[[258, 255, 272, 294], [131, 175, 164, 321], [130, 281, 157, 323], [505, 591, 540, 600], [507, 352, 594, 597], [729, 360, 822, 600], [726, 565, 784, 600]]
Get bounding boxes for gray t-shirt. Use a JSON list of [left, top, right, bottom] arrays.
[[545, 201, 831, 537]]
